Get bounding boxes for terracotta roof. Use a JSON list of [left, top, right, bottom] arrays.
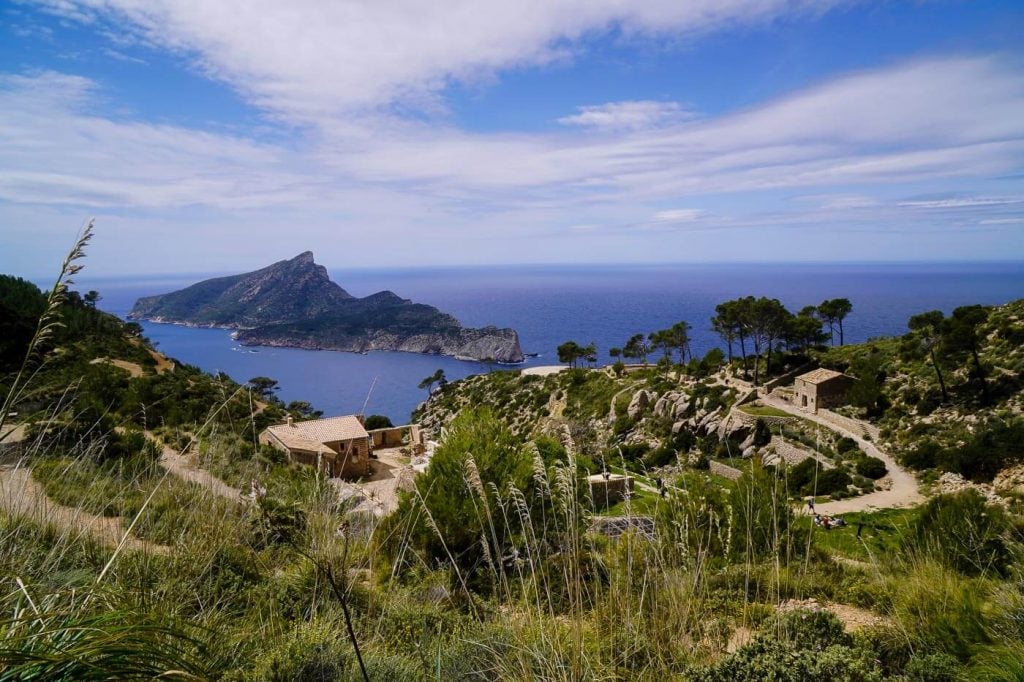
[[265, 428, 336, 454], [264, 415, 368, 452], [796, 368, 849, 385]]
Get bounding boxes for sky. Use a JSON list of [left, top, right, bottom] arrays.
[[1, 0, 1023, 278]]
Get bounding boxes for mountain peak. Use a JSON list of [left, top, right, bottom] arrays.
[[291, 251, 315, 265]]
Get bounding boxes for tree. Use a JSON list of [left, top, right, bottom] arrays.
[[583, 342, 598, 368], [248, 376, 279, 400], [609, 347, 622, 359], [669, 321, 692, 364], [847, 350, 888, 417], [363, 414, 393, 430], [418, 369, 446, 396], [712, 301, 743, 368], [83, 290, 101, 308], [818, 298, 853, 346], [908, 310, 949, 404], [747, 297, 789, 385], [786, 307, 827, 351], [648, 329, 673, 362], [557, 340, 583, 368], [286, 400, 322, 420], [701, 347, 725, 375], [391, 409, 532, 583], [622, 333, 650, 365], [943, 305, 990, 401]]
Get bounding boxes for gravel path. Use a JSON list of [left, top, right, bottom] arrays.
[[150, 433, 245, 502], [761, 395, 923, 514], [0, 465, 168, 554]]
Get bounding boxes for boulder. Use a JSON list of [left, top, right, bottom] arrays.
[[654, 397, 670, 418], [673, 398, 691, 418], [742, 446, 757, 458], [672, 420, 687, 435], [627, 390, 651, 420]]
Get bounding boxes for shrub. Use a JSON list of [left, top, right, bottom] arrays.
[[908, 489, 1011, 577], [816, 467, 853, 496], [903, 652, 966, 681], [856, 456, 888, 480], [752, 418, 771, 447], [693, 610, 881, 681], [835, 436, 861, 458], [363, 414, 393, 430]]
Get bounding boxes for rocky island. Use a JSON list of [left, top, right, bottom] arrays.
[[129, 251, 524, 363]]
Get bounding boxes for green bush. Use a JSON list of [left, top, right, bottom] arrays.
[[908, 490, 1011, 577], [903, 652, 966, 681], [856, 456, 888, 480], [836, 436, 861, 458], [363, 414, 393, 430], [816, 467, 853, 496], [693, 610, 880, 681]]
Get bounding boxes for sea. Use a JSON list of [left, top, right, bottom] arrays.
[[83, 262, 1024, 425]]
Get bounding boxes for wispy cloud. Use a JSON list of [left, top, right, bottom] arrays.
[[35, 0, 849, 123], [559, 101, 693, 131]]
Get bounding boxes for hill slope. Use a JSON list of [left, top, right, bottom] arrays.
[[129, 252, 524, 362]]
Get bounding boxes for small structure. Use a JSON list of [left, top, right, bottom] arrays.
[[793, 368, 854, 414], [588, 473, 634, 509], [260, 415, 371, 479]]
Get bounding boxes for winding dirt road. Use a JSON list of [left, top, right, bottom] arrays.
[[761, 395, 923, 514]]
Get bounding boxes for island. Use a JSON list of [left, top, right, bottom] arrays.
[[128, 251, 524, 363]]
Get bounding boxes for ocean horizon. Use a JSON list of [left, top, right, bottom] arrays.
[[78, 261, 1024, 424]]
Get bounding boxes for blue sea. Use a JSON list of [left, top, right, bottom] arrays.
[[86, 263, 1024, 424]]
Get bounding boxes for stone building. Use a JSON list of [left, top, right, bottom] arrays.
[[260, 414, 371, 479], [793, 368, 854, 414], [588, 473, 634, 509]]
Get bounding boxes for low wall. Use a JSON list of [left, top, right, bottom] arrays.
[[368, 424, 424, 449]]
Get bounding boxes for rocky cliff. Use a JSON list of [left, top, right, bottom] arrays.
[[129, 252, 524, 363]]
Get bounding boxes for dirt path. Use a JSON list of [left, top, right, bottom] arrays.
[[761, 395, 923, 514], [0, 465, 168, 554], [89, 357, 144, 378], [150, 433, 245, 502]]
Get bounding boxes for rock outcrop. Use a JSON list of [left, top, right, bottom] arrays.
[[130, 252, 524, 363]]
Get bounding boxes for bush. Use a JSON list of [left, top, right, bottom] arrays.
[[693, 610, 881, 681], [752, 418, 771, 447], [363, 414, 393, 430], [903, 652, 966, 681], [816, 467, 853, 496], [856, 456, 888, 480], [835, 436, 861, 458], [908, 489, 1011, 577]]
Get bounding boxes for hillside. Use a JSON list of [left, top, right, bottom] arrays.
[[129, 252, 524, 363], [5, 258, 1024, 680]]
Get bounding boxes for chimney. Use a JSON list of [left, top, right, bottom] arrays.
[[286, 416, 294, 427]]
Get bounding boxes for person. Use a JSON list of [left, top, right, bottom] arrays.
[[806, 496, 816, 514]]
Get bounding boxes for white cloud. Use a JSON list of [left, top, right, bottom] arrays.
[[651, 208, 703, 223], [979, 217, 1024, 225], [559, 101, 692, 131], [898, 196, 1024, 209], [37, 0, 848, 123]]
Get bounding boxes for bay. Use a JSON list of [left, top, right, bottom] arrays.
[[86, 262, 1024, 424]]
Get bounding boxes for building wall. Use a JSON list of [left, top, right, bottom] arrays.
[[794, 376, 853, 413], [325, 437, 370, 479]]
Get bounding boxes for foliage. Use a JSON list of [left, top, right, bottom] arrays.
[[387, 409, 532, 582], [363, 414, 393, 430], [908, 490, 1012, 577], [856, 456, 888, 480]]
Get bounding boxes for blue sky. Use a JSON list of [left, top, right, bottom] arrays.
[[1, 0, 1023, 277]]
